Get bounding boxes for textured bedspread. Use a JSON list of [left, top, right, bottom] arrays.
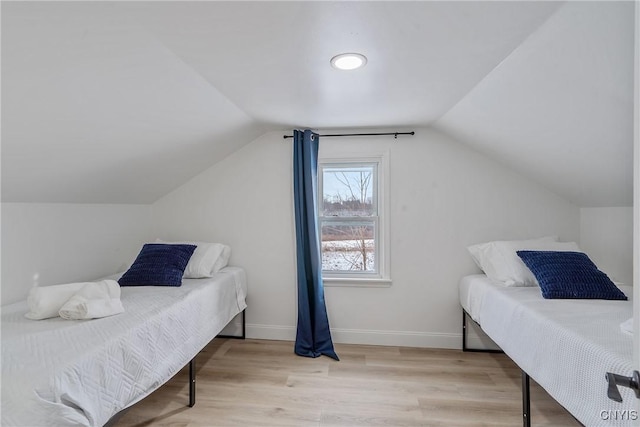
[[471, 277, 635, 426], [1, 267, 247, 427]]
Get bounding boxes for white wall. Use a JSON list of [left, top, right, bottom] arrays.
[[580, 207, 633, 286], [152, 128, 580, 349], [1, 203, 152, 304]]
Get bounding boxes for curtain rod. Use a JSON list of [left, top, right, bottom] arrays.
[[283, 131, 415, 139]]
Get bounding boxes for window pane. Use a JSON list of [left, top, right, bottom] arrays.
[[322, 165, 375, 217], [321, 221, 375, 272]]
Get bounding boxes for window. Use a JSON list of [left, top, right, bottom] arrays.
[[318, 155, 390, 285]]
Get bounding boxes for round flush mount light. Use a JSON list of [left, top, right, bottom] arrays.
[[330, 53, 367, 70]]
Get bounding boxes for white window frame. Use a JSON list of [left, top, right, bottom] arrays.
[[318, 152, 391, 287]]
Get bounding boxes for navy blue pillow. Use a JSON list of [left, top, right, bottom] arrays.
[[119, 243, 197, 287], [516, 250, 627, 300]]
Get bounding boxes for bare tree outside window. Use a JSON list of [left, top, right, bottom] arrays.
[[319, 165, 377, 273]]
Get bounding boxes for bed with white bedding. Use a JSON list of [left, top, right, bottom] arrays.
[[459, 273, 635, 426], [1, 266, 247, 427]]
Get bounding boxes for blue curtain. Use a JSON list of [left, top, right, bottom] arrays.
[[292, 129, 339, 360]]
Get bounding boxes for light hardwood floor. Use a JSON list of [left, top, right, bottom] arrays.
[[114, 338, 580, 426]]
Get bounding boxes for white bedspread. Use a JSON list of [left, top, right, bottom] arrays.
[[460, 275, 635, 426], [1, 266, 247, 427]]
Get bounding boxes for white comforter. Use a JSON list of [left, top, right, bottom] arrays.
[[463, 275, 635, 426], [1, 267, 247, 427]]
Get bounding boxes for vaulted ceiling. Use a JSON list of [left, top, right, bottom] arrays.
[[1, 1, 635, 206]]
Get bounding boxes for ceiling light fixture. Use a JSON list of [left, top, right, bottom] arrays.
[[330, 53, 367, 70]]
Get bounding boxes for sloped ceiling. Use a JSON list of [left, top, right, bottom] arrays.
[[433, 1, 635, 207], [1, 1, 635, 206]]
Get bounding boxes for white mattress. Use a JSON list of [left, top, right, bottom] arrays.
[[1, 267, 247, 427], [459, 274, 635, 426]]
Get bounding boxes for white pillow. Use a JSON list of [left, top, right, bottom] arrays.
[[467, 236, 581, 287], [156, 240, 231, 278], [211, 244, 231, 274], [467, 236, 556, 274]]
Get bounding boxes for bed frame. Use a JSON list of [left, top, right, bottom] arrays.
[[463, 311, 535, 426], [105, 309, 246, 426], [462, 301, 640, 427], [462, 309, 580, 427], [188, 309, 246, 407], [461, 310, 503, 354]]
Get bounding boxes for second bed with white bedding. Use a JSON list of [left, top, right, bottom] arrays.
[[1, 266, 247, 427], [459, 274, 635, 426]]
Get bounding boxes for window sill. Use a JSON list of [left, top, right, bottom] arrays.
[[323, 277, 392, 288]]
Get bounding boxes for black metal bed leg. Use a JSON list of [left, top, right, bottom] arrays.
[[189, 358, 196, 407], [241, 309, 246, 339], [522, 370, 531, 427], [460, 310, 503, 353], [462, 310, 468, 352]]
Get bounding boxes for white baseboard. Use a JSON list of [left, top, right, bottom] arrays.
[[246, 324, 462, 349], [332, 328, 461, 349], [246, 324, 296, 341]]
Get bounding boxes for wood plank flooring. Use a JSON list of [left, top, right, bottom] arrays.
[[114, 339, 580, 426]]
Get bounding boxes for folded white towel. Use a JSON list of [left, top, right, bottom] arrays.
[[620, 317, 633, 336], [26, 282, 91, 320], [59, 280, 124, 320]]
